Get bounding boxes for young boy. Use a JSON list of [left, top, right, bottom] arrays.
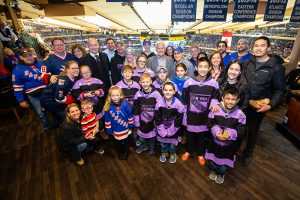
[[153, 66, 177, 96], [81, 100, 104, 154], [116, 65, 140, 107], [205, 87, 246, 184], [133, 73, 162, 154]]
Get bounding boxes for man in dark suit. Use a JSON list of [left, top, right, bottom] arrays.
[[80, 37, 111, 93]]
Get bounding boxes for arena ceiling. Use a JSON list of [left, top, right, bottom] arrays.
[[3, 0, 299, 34]]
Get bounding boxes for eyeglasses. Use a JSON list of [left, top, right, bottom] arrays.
[[82, 105, 93, 109], [138, 61, 146, 64]]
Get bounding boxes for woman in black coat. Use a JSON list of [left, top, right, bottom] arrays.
[[57, 103, 92, 165]]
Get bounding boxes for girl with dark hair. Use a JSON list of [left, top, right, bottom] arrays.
[[210, 51, 225, 83], [71, 44, 87, 61], [165, 45, 174, 59]]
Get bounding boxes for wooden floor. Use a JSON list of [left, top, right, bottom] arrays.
[[0, 106, 299, 200]]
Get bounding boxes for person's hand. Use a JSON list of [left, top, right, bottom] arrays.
[[19, 101, 29, 108], [84, 91, 94, 98], [50, 75, 58, 84], [257, 104, 271, 113], [94, 90, 101, 96], [216, 130, 223, 140], [212, 104, 220, 113]]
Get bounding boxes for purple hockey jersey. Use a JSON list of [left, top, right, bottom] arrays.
[[116, 80, 140, 107]]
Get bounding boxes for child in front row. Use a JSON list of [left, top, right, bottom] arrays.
[[133, 73, 162, 155], [104, 86, 134, 160], [181, 57, 219, 166], [205, 87, 246, 184], [154, 82, 185, 163]]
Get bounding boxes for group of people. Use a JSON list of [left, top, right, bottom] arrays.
[[6, 34, 285, 184]]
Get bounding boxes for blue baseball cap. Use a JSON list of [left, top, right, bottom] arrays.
[[143, 39, 151, 46], [173, 46, 183, 53]]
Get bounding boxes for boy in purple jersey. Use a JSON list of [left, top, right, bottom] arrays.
[[153, 66, 178, 96], [132, 73, 162, 155], [116, 65, 140, 107]]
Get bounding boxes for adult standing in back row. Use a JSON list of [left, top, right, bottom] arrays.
[[242, 36, 285, 166], [80, 37, 111, 94], [147, 41, 174, 78]]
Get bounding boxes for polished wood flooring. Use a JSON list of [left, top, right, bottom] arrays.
[[0, 106, 299, 200]]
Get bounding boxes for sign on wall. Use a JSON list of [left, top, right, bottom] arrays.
[[290, 0, 300, 22], [232, 0, 259, 22], [171, 0, 197, 22], [264, 0, 288, 21], [203, 0, 229, 22]]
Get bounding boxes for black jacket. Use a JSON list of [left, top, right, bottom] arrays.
[[79, 52, 111, 93], [243, 55, 286, 109], [110, 54, 125, 85], [57, 120, 86, 162]]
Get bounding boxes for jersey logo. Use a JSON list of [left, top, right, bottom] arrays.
[[189, 93, 210, 114], [24, 70, 29, 76], [41, 65, 47, 73], [12, 74, 15, 82], [58, 79, 65, 85], [29, 72, 33, 78]]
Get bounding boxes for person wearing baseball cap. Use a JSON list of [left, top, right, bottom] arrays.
[[229, 38, 253, 63], [141, 39, 156, 59], [173, 46, 195, 78]]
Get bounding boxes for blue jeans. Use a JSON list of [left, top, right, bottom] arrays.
[[208, 161, 228, 175], [28, 95, 49, 128], [76, 142, 88, 153], [140, 137, 156, 150], [161, 143, 177, 154]]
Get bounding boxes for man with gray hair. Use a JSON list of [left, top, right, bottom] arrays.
[[229, 38, 253, 63], [147, 41, 175, 78]]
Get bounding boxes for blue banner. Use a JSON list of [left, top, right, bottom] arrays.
[[264, 0, 288, 22], [203, 0, 229, 22], [290, 0, 300, 22], [232, 0, 259, 22], [171, 0, 197, 22]]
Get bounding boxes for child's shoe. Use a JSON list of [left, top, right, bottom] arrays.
[[209, 170, 217, 181], [149, 147, 155, 155], [215, 175, 225, 184], [198, 156, 206, 165], [159, 153, 168, 163], [181, 152, 190, 161], [169, 153, 178, 164], [136, 145, 148, 154], [135, 138, 142, 147]]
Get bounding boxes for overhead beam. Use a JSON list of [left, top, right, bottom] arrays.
[[129, 3, 155, 33]]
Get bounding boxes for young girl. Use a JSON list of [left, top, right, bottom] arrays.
[[153, 66, 177, 96], [104, 86, 134, 160], [206, 87, 246, 184], [132, 54, 155, 83], [181, 57, 219, 166], [210, 51, 225, 83], [116, 65, 140, 107], [154, 82, 185, 163], [133, 73, 162, 155], [171, 63, 189, 101], [217, 60, 249, 112]]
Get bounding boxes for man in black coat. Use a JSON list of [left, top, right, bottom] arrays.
[[243, 36, 286, 166], [80, 37, 111, 93], [110, 41, 126, 85]]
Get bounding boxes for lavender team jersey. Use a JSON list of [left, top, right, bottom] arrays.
[[182, 76, 219, 133], [154, 97, 185, 145], [132, 88, 162, 138], [116, 80, 140, 107], [205, 104, 246, 168], [132, 68, 156, 83]]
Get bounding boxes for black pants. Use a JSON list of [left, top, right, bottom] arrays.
[[244, 107, 265, 156], [116, 137, 129, 156], [186, 131, 206, 156]]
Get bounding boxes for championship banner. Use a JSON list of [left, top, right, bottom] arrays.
[[203, 0, 229, 22], [290, 0, 300, 22], [264, 0, 288, 22], [171, 0, 197, 22], [221, 32, 232, 50], [232, 0, 259, 22]]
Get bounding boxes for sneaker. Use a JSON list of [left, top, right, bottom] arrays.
[[209, 170, 217, 181], [243, 155, 252, 166], [149, 147, 155, 155], [136, 145, 148, 154], [215, 175, 225, 184], [198, 156, 206, 166], [95, 148, 105, 155], [159, 153, 168, 163], [169, 153, 178, 164], [75, 158, 84, 166], [181, 152, 190, 161], [135, 139, 142, 147]]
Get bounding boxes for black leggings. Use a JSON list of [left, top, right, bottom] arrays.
[[116, 137, 129, 155], [186, 131, 207, 156]]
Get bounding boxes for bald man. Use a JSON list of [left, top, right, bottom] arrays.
[[79, 37, 111, 93]]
